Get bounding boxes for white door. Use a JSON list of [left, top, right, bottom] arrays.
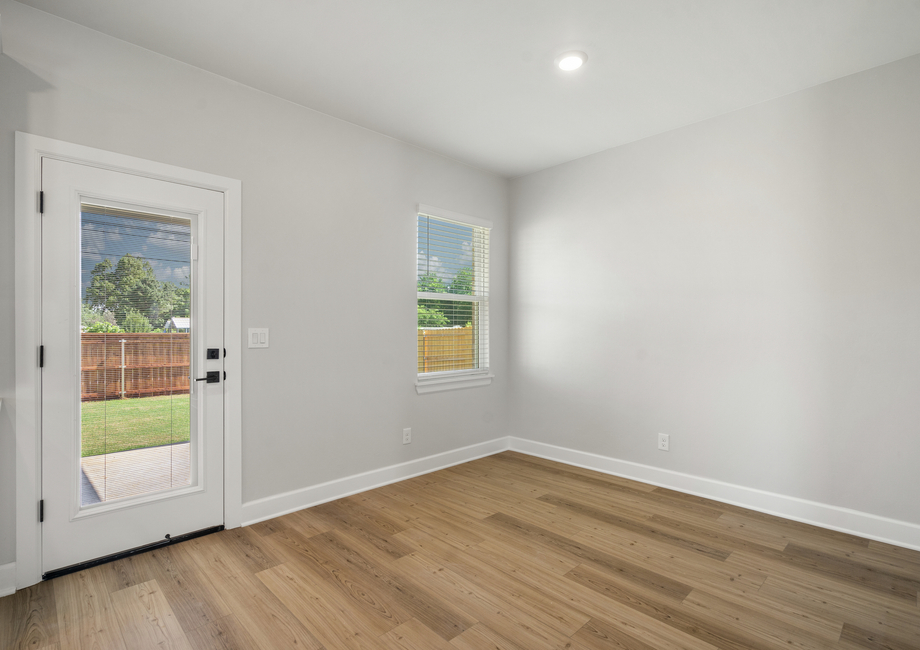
[[41, 157, 225, 576]]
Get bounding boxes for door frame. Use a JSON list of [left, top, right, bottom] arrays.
[[14, 132, 242, 589]]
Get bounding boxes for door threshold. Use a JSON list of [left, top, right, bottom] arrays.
[[42, 524, 224, 581]]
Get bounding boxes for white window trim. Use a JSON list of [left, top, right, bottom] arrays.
[[14, 132, 242, 589], [416, 204, 493, 395]]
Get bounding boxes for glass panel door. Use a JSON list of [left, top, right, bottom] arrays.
[[42, 156, 224, 576], [79, 204, 194, 506]]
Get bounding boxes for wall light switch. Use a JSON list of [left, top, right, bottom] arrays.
[[248, 328, 269, 348]]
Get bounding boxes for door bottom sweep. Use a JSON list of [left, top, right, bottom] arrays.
[[42, 524, 224, 581]]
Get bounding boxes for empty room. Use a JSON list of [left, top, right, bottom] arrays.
[[1, 1, 919, 648]]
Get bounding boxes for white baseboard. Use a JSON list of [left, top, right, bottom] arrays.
[[0, 562, 15, 597], [240, 437, 511, 526], [509, 437, 920, 552]]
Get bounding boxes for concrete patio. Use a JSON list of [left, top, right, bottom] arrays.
[[81, 442, 191, 505]]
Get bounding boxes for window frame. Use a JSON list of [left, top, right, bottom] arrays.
[[415, 204, 493, 394]]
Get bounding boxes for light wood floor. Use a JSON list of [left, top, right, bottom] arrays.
[[2, 451, 919, 649]]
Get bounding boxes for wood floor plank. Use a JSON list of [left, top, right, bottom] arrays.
[[539, 492, 732, 561], [486, 453, 658, 494], [307, 529, 476, 641], [0, 579, 59, 650], [781, 544, 920, 602], [101, 556, 147, 594], [309, 500, 416, 561], [257, 563, 380, 650], [53, 568, 127, 650], [395, 526, 591, 637], [182, 534, 326, 650], [572, 617, 664, 650], [312, 498, 405, 539], [484, 512, 694, 601], [867, 540, 920, 573], [837, 622, 920, 650], [488, 454, 726, 521], [570, 524, 771, 597], [728, 548, 920, 609], [379, 618, 456, 650], [646, 511, 789, 553], [442, 460, 551, 500], [137, 544, 232, 635], [393, 552, 572, 650], [109, 579, 193, 650], [565, 563, 780, 650], [449, 623, 529, 650], [758, 575, 920, 647], [499, 466, 729, 528], [262, 528, 410, 635], [436, 478, 589, 535], [845, 548, 920, 583], [209, 527, 281, 574], [499, 452, 656, 488], [716, 510, 873, 553], [680, 588, 841, 650], [184, 614, 261, 650]]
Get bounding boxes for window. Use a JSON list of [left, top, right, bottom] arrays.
[[416, 205, 493, 393]]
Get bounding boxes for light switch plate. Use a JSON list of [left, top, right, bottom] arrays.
[[248, 328, 269, 348]]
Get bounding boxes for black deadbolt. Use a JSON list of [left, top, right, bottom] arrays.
[[206, 348, 220, 360]]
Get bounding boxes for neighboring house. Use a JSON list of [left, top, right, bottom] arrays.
[[164, 317, 190, 333]]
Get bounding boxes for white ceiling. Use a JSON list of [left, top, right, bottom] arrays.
[[15, 0, 920, 177]]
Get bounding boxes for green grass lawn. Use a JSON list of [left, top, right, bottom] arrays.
[[81, 394, 190, 457]]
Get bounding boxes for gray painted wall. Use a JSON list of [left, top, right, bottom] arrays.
[[509, 53, 920, 525], [0, 1, 509, 565]]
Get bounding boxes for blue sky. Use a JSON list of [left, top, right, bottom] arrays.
[[80, 210, 191, 300], [417, 215, 474, 285]]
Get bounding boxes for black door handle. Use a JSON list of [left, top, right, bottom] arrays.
[[195, 371, 220, 383]]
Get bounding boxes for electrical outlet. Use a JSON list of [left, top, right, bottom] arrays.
[[403, 428, 412, 445], [658, 433, 669, 451]]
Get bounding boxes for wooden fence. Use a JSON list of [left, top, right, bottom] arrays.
[[418, 327, 475, 373], [81, 333, 189, 401]]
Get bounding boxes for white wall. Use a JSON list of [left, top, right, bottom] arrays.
[[0, 0, 509, 566], [510, 54, 920, 527]]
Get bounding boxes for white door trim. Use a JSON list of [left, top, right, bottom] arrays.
[[14, 132, 242, 589]]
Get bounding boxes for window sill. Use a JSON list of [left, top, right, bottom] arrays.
[[416, 371, 494, 394]]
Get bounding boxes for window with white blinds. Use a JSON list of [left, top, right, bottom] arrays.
[[417, 206, 491, 388]]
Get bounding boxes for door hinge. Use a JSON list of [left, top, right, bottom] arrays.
[[39, 345, 44, 368], [39, 500, 44, 523], [39, 191, 44, 214]]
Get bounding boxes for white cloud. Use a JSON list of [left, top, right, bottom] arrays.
[[417, 251, 455, 283]]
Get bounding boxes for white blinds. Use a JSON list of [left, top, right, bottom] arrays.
[[417, 210, 490, 374]]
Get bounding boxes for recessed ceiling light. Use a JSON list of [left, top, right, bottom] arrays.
[[555, 51, 587, 71]]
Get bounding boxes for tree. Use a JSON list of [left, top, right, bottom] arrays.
[[85, 321, 123, 333], [123, 308, 153, 333], [81, 304, 117, 331], [446, 267, 474, 327], [417, 305, 449, 328], [449, 267, 473, 295], [417, 272, 447, 294], [85, 254, 186, 330], [416, 268, 477, 328], [417, 272, 448, 327]]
